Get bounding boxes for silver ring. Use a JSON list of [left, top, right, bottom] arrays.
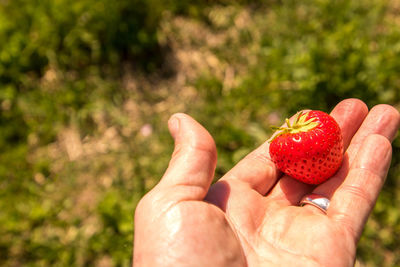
[[299, 194, 330, 214]]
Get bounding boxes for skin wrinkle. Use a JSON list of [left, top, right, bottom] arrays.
[[326, 221, 358, 266], [137, 192, 180, 225], [144, 186, 211, 225], [171, 184, 209, 199], [335, 224, 358, 266], [222, 142, 281, 196], [263, 176, 281, 197], [332, 136, 391, 199], [331, 169, 384, 215], [160, 208, 187, 266], [351, 106, 399, 145], [211, 207, 249, 266], [242, 231, 276, 266], [336, 183, 375, 210], [223, 209, 250, 267], [214, 179, 263, 241], [134, 200, 183, 266], [249, 148, 272, 163], [348, 167, 388, 184], [352, 141, 392, 171], [252, 154, 278, 183], [170, 143, 217, 166], [243, 156, 277, 194], [221, 202, 255, 267], [162, 142, 217, 196], [248, 150, 273, 166], [158, 205, 203, 266], [330, 211, 360, 243], [256, 215, 322, 267], [145, 200, 245, 266]]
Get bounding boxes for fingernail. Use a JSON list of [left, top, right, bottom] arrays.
[[168, 116, 180, 139]]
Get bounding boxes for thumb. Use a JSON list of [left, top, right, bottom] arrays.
[[157, 113, 217, 201]]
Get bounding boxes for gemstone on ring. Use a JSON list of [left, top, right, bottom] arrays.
[[299, 193, 330, 214]]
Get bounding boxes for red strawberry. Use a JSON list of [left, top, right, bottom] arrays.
[[269, 110, 343, 184]]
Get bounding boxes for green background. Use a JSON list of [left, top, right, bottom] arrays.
[[1, 0, 399, 266]]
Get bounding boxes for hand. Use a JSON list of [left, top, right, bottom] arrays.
[[133, 99, 400, 267]]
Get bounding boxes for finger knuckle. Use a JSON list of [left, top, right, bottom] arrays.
[[340, 184, 374, 209]]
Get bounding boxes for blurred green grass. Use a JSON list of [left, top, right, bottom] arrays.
[[0, 0, 399, 266]]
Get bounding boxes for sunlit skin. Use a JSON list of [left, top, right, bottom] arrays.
[[133, 99, 400, 267]]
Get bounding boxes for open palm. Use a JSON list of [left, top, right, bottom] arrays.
[[133, 99, 400, 267]]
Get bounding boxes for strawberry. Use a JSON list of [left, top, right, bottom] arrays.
[[269, 110, 343, 184]]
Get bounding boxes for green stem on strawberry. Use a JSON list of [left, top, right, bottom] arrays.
[[269, 111, 319, 143]]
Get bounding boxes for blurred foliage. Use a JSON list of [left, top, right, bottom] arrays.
[[0, 0, 399, 266]]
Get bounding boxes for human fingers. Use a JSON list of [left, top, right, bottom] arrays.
[[314, 104, 400, 198], [218, 141, 279, 195], [267, 99, 369, 205], [328, 134, 393, 241], [154, 113, 217, 201]]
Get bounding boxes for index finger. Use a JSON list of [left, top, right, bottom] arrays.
[[219, 137, 280, 195]]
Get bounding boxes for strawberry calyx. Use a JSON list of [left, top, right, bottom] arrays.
[[268, 111, 319, 143]]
